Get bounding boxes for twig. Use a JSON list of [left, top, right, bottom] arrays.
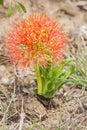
[[18, 96, 25, 130], [77, 97, 84, 112], [1, 99, 12, 122], [13, 76, 17, 95]]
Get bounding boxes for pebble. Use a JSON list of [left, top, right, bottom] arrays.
[[1, 76, 10, 85], [0, 65, 6, 71]]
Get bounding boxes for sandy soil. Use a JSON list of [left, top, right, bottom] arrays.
[[0, 0, 87, 130]]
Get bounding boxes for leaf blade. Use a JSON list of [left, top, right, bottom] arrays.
[[17, 2, 26, 13], [0, 0, 4, 5], [8, 1, 12, 17]]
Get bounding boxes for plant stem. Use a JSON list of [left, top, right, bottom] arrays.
[[35, 65, 42, 95]]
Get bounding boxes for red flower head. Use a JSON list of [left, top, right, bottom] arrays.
[[6, 13, 68, 67]]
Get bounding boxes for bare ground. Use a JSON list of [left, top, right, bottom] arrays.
[[0, 0, 87, 130]]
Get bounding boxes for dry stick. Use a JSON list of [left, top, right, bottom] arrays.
[[13, 66, 25, 130], [14, 65, 19, 78], [7, 112, 17, 120], [1, 99, 12, 123], [19, 96, 25, 130], [77, 97, 84, 112], [14, 124, 19, 130], [13, 75, 17, 95], [78, 116, 87, 128]]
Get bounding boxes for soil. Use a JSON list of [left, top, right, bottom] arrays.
[[0, 0, 87, 130]]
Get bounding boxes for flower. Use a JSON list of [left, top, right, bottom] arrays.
[[6, 20, 29, 66], [6, 13, 68, 67]]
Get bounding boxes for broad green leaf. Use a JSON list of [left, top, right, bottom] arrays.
[[0, 0, 3, 5], [8, 1, 12, 17], [38, 58, 76, 98], [36, 58, 87, 98], [17, 2, 26, 13]]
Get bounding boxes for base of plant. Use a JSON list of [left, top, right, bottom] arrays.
[[36, 94, 59, 109]]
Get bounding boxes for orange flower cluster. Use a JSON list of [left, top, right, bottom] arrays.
[[6, 13, 68, 67]]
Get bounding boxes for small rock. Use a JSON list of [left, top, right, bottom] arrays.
[[1, 76, 10, 85], [63, 92, 67, 97], [0, 65, 6, 72]]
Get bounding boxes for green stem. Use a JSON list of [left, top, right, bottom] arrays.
[[35, 65, 42, 95]]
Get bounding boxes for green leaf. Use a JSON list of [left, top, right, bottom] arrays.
[[0, 0, 4, 5], [36, 58, 87, 98], [69, 77, 87, 86], [17, 2, 26, 13], [8, 1, 12, 17], [37, 58, 76, 98], [15, 3, 19, 14]]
